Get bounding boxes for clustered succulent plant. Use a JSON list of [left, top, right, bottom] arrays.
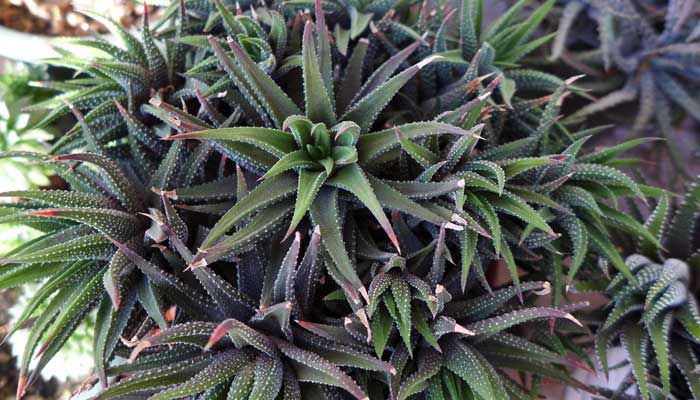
[[0, 0, 698, 399], [549, 0, 700, 170], [593, 179, 700, 400]]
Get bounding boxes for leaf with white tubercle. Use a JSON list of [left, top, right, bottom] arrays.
[[225, 36, 301, 127], [397, 349, 442, 400], [192, 200, 293, 267], [129, 322, 220, 361], [358, 122, 483, 164], [367, 272, 396, 317], [248, 353, 284, 399], [271, 337, 369, 400], [0, 190, 115, 210], [163, 127, 297, 159], [24, 208, 139, 240], [294, 320, 366, 349], [0, 234, 114, 265], [144, 98, 211, 133], [7, 224, 88, 259], [301, 22, 335, 126], [192, 266, 257, 320], [465, 307, 582, 336], [0, 262, 91, 331], [31, 266, 104, 361], [569, 163, 646, 202], [310, 191, 366, 306], [52, 152, 143, 211], [394, 126, 439, 167], [94, 289, 136, 386], [206, 318, 276, 357], [445, 281, 549, 320], [294, 329, 394, 374], [285, 171, 328, 240], [106, 237, 219, 319], [483, 191, 556, 236], [353, 40, 421, 104], [367, 175, 461, 228], [197, 172, 297, 249], [327, 164, 401, 252], [100, 355, 218, 398], [342, 55, 444, 133], [463, 160, 505, 195]]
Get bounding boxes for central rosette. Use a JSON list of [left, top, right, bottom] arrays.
[[265, 115, 359, 179]]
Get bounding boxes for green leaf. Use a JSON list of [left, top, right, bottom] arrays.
[[460, 229, 478, 291], [466, 192, 501, 256], [459, 0, 481, 59], [371, 305, 393, 358], [302, 22, 335, 126], [313, 0, 333, 100], [588, 225, 638, 286], [484, 191, 555, 236], [226, 38, 301, 127], [201, 172, 297, 248], [395, 126, 439, 167], [27, 207, 138, 240], [249, 354, 284, 400], [165, 127, 296, 158], [560, 215, 589, 286], [570, 163, 644, 201], [391, 279, 413, 352], [368, 176, 450, 226], [337, 39, 369, 115], [272, 337, 368, 399], [197, 200, 293, 266], [1, 234, 114, 264], [445, 340, 501, 400], [342, 56, 440, 132], [639, 192, 669, 257], [499, 239, 522, 302], [398, 350, 442, 400], [599, 204, 661, 249], [226, 360, 255, 400], [621, 323, 650, 400], [648, 313, 673, 394], [309, 188, 365, 296], [101, 356, 215, 398], [466, 307, 580, 335], [286, 170, 328, 239], [357, 122, 481, 164], [328, 164, 400, 252], [354, 40, 421, 102]]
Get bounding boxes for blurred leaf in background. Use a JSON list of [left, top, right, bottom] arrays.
[[0, 62, 56, 253], [0, 62, 56, 190]]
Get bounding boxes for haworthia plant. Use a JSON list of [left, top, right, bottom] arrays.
[[0, 0, 692, 399]]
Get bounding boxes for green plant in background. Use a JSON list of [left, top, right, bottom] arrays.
[[0, 0, 697, 399], [23, 2, 196, 160], [417, 0, 566, 114], [0, 63, 57, 257], [596, 177, 700, 399], [550, 0, 700, 170], [0, 63, 54, 192]]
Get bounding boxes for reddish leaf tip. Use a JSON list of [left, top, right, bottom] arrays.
[[129, 340, 152, 362], [27, 209, 60, 217], [16, 375, 27, 400]]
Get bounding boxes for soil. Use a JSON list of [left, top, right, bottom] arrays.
[[0, 0, 147, 36]]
